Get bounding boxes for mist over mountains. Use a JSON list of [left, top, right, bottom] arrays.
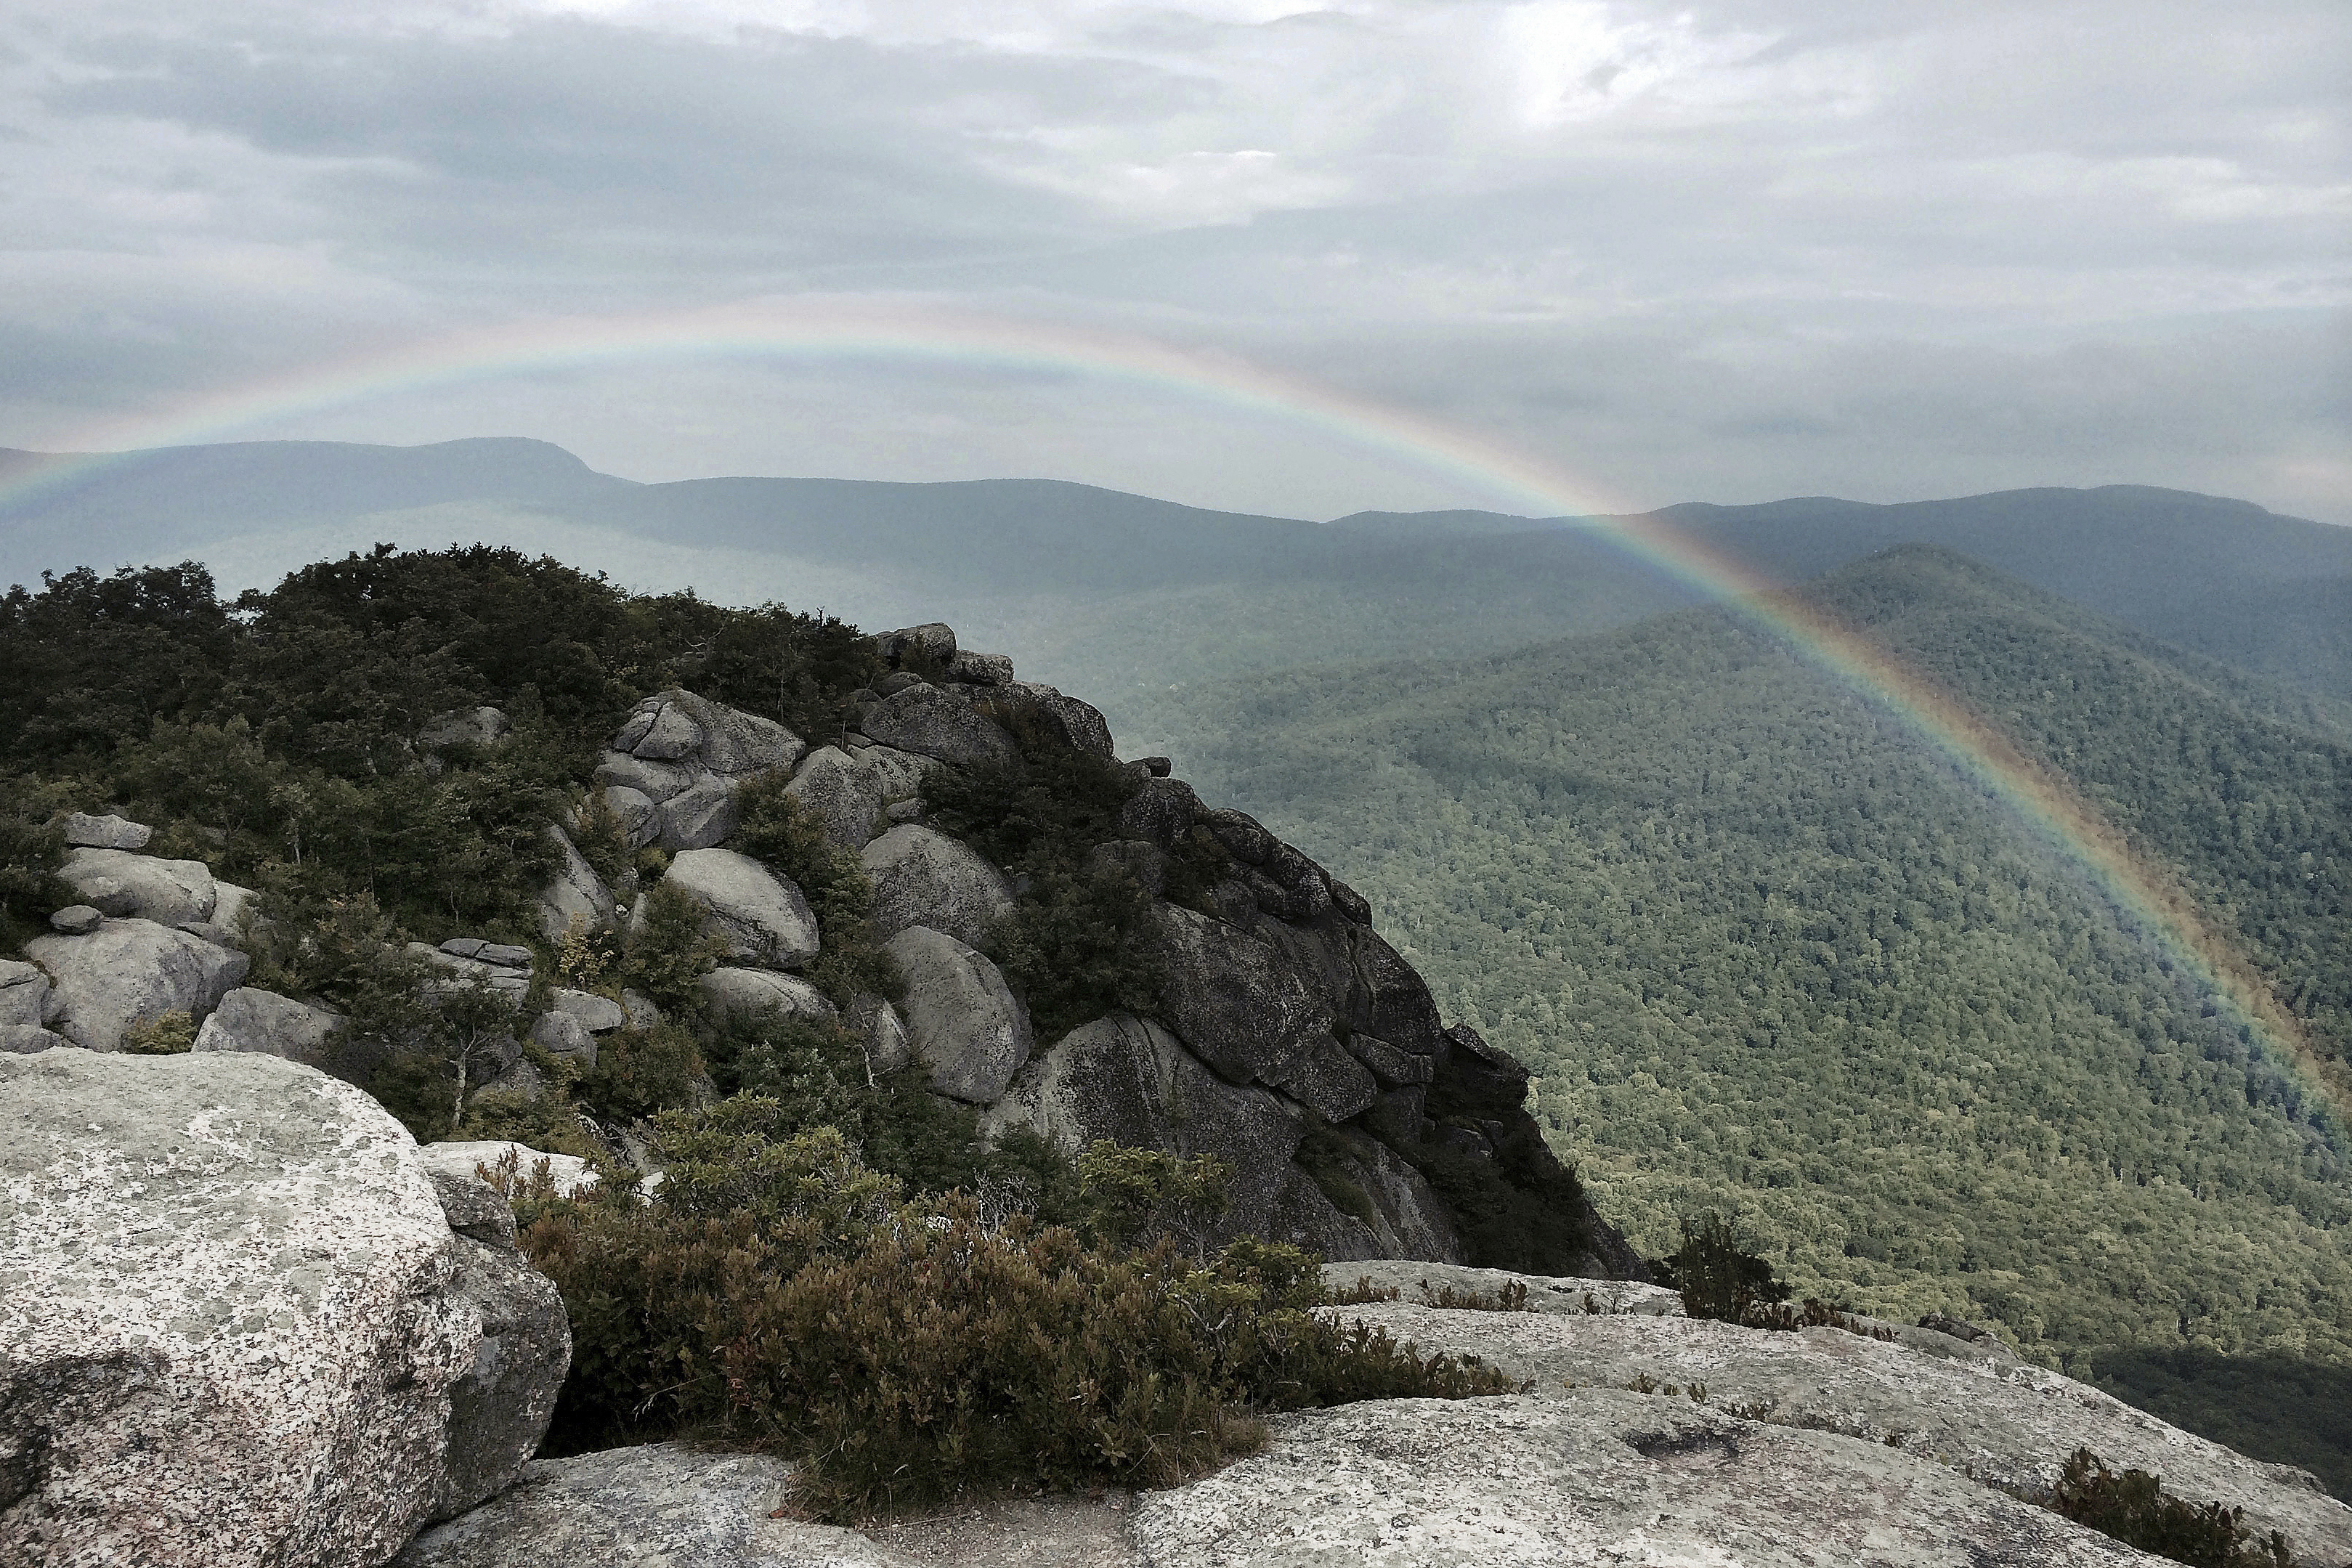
[[6, 439, 2348, 718]]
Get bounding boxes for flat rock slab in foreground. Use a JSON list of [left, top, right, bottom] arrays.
[[1130, 1392, 2162, 1567], [1332, 1299, 2352, 1564], [0, 1050, 565, 1568], [396, 1444, 914, 1567]]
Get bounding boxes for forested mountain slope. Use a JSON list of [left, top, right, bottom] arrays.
[[1134, 547, 2352, 1392]]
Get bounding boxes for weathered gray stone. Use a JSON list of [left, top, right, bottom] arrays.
[[429, 1239, 571, 1524], [410, 945, 532, 1001], [862, 683, 1020, 768], [418, 707, 511, 757], [62, 811, 152, 850], [0, 1051, 567, 1568], [946, 649, 1014, 686], [26, 919, 249, 1052], [206, 880, 255, 935], [885, 927, 1031, 1103], [1131, 1392, 2164, 1567], [860, 824, 1015, 948], [633, 700, 702, 760], [1, 1025, 68, 1054], [535, 825, 615, 946], [1322, 1301, 2352, 1561], [985, 681, 1116, 758], [885, 798, 924, 824], [656, 775, 739, 852], [395, 1444, 914, 1568], [845, 994, 912, 1076], [191, 987, 346, 1071], [979, 1012, 1432, 1259], [615, 689, 805, 779], [879, 622, 957, 666], [1267, 1033, 1379, 1123], [657, 848, 821, 968], [1117, 776, 1203, 850], [600, 785, 662, 850], [593, 750, 696, 803], [546, 988, 626, 1034], [426, 1168, 520, 1251], [696, 966, 837, 1025], [48, 904, 103, 935], [1318, 1261, 1682, 1317], [0, 959, 52, 1028], [1146, 903, 1327, 1088], [783, 744, 932, 850], [620, 988, 661, 1029], [1344, 1032, 1432, 1086], [57, 847, 219, 927], [528, 1011, 596, 1071]]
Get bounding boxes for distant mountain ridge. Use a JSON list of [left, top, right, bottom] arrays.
[[4, 437, 2345, 704]]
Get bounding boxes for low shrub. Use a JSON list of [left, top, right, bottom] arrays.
[[2041, 1447, 2295, 1567], [516, 1099, 1514, 1511], [620, 881, 724, 1013], [1654, 1211, 1791, 1325], [578, 1022, 704, 1122], [120, 1010, 198, 1055], [729, 776, 899, 1008], [985, 863, 1164, 1044]]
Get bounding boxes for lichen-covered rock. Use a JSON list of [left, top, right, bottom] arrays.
[[860, 823, 1015, 948], [1265, 1033, 1378, 1124], [56, 847, 219, 928], [544, 988, 626, 1035], [696, 966, 837, 1025], [654, 848, 819, 968], [527, 1011, 596, 1071], [25, 919, 248, 1052], [978, 680, 1116, 758], [46, 904, 102, 935], [0, 959, 54, 1029], [410, 942, 532, 1002], [1, 1025, 68, 1053], [614, 688, 805, 779], [61, 812, 152, 850], [1323, 1301, 2352, 1561], [861, 683, 1020, 768], [190, 987, 350, 1074], [0, 1051, 567, 1568], [535, 825, 615, 945], [785, 744, 933, 850], [1145, 903, 1326, 1088], [885, 927, 1031, 1102], [394, 1444, 913, 1568], [878, 622, 957, 666], [655, 775, 739, 853], [1130, 1392, 2163, 1567]]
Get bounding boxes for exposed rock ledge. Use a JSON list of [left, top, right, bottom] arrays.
[[0, 1051, 568, 1568]]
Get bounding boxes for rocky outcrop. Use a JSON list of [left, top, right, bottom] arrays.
[[191, 986, 352, 1073], [697, 965, 836, 1025], [396, 1445, 912, 1567], [25, 918, 248, 1052], [654, 848, 821, 968], [0, 1050, 567, 1568], [535, 825, 615, 944], [599, 688, 806, 853], [861, 682, 1021, 768], [1129, 1392, 2165, 1567], [784, 743, 932, 850], [418, 1141, 599, 1199], [56, 846, 219, 927], [885, 926, 1032, 1103], [860, 823, 1015, 948], [62, 811, 151, 851]]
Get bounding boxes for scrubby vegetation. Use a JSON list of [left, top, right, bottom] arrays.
[[507, 1107, 1512, 1514], [2039, 1448, 2295, 1567]]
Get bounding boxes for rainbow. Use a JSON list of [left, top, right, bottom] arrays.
[[4, 298, 2339, 1132]]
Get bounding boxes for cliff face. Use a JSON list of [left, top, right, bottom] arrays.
[[588, 620, 1642, 1275]]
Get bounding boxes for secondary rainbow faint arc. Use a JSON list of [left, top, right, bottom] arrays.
[[4, 301, 2337, 1132]]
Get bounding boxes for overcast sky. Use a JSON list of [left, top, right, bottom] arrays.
[[2, 0, 2345, 521]]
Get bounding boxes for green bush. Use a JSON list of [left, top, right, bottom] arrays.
[[578, 1023, 704, 1122], [986, 864, 1164, 1042], [1071, 1140, 1230, 1254], [1655, 1211, 1791, 1324], [0, 779, 75, 947], [515, 1102, 1514, 1513], [621, 882, 725, 1013], [2043, 1447, 2295, 1567], [730, 775, 900, 1008], [120, 1010, 198, 1055]]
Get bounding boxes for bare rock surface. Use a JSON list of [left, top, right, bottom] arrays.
[[1145, 904, 1326, 1088], [62, 811, 152, 850], [867, 1491, 1137, 1567], [1329, 1301, 2352, 1562], [545, 986, 627, 1034], [26, 918, 248, 1051], [885, 927, 1031, 1103], [1321, 1261, 1680, 1317], [536, 824, 615, 943], [787, 744, 933, 850], [861, 824, 1015, 948], [396, 1443, 914, 1567], [57, 846, 219, 927], [698, 966, 838, 1025], [1130, 1392, 2163, 1567], [657, 848, 821, 968], [0, 959, 54, 1029], [0, 1051, 565, 1568], [863, 683, 1020, 768], [418, 1140, 599, 1198], [191, 986, 349, 1073]]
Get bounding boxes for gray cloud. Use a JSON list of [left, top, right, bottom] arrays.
[[1, 0, 2344, 522]]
